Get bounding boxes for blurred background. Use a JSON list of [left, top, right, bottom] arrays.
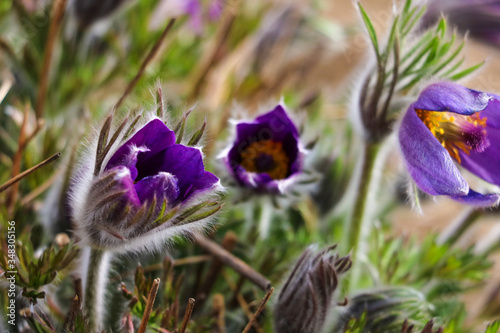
[[2, 0, 500, 331]]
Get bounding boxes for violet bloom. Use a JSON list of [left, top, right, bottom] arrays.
[[71, 117, 221, 252], [398, 82, 500, 207], [422, 0, 500, 47], [105, 118, 219, 207], [223, 105, 304, 194]]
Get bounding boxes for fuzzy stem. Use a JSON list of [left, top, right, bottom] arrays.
[[84, 248, 110, 331], [438, 208, 482, 245], [343, 140, 385, 291]]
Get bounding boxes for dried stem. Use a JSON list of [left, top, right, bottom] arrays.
[[179, 298, 195, 333], [35, 0, 68, 120], [189, 3, 239, 99], [113, 19, 176, 112], [193, 233, 271, 291], [196, 232, 238, 308], [221, 271, 259, 332], [1, 153, 61, 193], [156, 86, 164, 118], [138, 278, 161, 333], [213, 294, 226, 333], [241, 288, 274, 333], [20, 170, 59, 206], [6, 104, 29, 210]]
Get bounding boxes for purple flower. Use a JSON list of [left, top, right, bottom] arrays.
[[422, 0, 500, 47], [71, 116, 221, 252], [223, 105, 304, 194], [398, 82, 500, 207], [150, 0, 224, 33], [105, 118, 218, 208]]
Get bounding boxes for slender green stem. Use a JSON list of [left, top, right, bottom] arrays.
[[84, 248, 109, 331], [438, 208, 482, 245], [346, 142, 380, 254], [343, 141, 384, 291]]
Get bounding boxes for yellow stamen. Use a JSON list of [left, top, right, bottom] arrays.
[[416, 109, 487, 164], [240, 140, 290, 180]]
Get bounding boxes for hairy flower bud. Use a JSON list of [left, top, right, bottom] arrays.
[[274, 245, 351, 333], [337, 287, 435, 333], [70, 113, 222, 253]]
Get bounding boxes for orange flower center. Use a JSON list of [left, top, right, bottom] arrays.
[[240, 140, 290, 180], [416, 109, 489, 164]]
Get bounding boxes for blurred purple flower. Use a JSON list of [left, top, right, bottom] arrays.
[[223, 105, 304, 194], [422, 0, 500, 47], [105, 118, 219, 208], [150, 0, 224, 33], [398, 82, 500, 206]]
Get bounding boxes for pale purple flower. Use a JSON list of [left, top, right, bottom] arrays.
[[150, 0, 224, 33], [398, 82, 500, 206], [223, 105, 304, 194]]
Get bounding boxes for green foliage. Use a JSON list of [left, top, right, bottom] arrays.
[[369, 233, 491, 289], [0, 234, 79, 301], [344, 313, 368, 333], [485, 321, 500, 333]]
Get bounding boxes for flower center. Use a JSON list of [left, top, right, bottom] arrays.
[[416, 109, 490, 163], [240, 140, 290, 180]]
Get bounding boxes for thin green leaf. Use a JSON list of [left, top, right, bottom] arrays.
[[358, 3, 380, 61], [175, 117, 187, 144], [187, 121, 206, 146], [449, 61, 485, 81]]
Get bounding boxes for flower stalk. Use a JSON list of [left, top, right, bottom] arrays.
[[83, 248, 111, 331], [343, 139, 388, 291], [438, 207, 482, 245]]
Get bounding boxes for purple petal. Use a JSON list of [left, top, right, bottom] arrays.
[[183, 171, 220, 200], [460, 126, 500, 186], [137, 144, 218, 202], [108, 166, 141, 207], [480, 95, 500, 129], [185, 0, 203, 33], [208, 0, 223, 20], [413, 82, 490, 115], [106, 119, 176, 173], [399, 104, 469, 196], [134, 172, 180, 205], [450, 189, 500, 207], [254, 105, 300, 139], [230, 165, 294, 194]]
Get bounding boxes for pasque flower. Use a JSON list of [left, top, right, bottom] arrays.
[[223, 105, 304, 194], [398, 82, 500, 206], [421, 0, 500, 48], [71, 114, 221, 253]]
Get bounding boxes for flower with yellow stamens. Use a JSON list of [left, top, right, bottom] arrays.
[[399, 82, 500, 207], [222, 105, 304, 194]]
